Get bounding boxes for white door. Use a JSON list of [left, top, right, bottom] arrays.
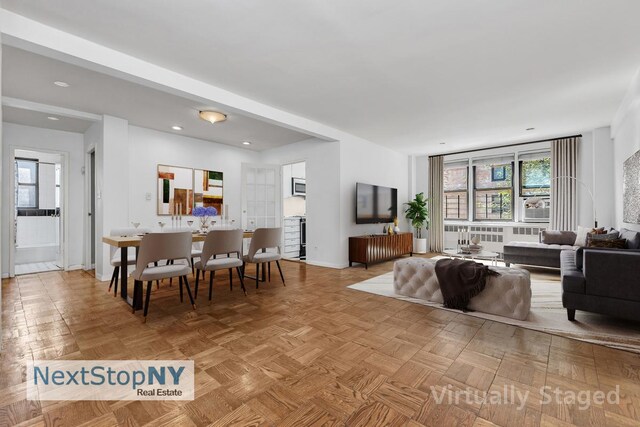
[[241, 163, 281, 231]]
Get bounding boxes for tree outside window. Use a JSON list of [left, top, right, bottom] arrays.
[[474, 163, 513, 220]]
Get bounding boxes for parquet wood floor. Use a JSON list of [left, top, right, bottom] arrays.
[[2, 256, 640, 426]]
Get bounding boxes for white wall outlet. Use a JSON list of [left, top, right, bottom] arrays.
[[145, 192, 152, 201]]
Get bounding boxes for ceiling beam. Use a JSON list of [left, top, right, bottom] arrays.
[[2, 96, 102, 121], [0, 9, 340, 143]]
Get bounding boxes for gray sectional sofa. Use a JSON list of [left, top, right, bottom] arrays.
[[504, 230, 577, 268], [561, 246, 640, 321]]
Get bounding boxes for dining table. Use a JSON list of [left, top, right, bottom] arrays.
[[102, 230, 254, 309]]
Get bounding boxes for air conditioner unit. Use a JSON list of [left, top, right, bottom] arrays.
[[522, 197, 550, 222]]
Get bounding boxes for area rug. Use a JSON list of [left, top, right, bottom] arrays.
[[347, 260, 640, 354]]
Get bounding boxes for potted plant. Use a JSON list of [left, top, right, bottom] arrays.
[[404, 192, 429, 253]]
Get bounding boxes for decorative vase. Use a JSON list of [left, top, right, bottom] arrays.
[[199, 217, 209, 233], [414, 238, 427, 254], [383, 225, 387, 234], [394, 225, 400, 234]]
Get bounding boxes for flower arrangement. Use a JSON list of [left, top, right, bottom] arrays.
[[192, 206, 218, 231]]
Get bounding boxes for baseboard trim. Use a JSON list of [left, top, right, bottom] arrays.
[[305, 260, 350, 269]]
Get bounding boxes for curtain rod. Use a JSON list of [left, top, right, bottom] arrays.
[[428, 134, 582, 158]]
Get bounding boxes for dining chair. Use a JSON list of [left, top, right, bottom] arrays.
[[169, 226, 203, 278], [108, 227, 151, 296], [243, 227, 285, 289], [131, 231, 196, 322], [194, 229, 246, 301]]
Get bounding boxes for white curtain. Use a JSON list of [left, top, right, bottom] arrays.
[[550, 137, 579, 231], [428, 155, 444, 252]]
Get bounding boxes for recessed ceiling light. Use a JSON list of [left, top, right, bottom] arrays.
[[198, 110, 227, 124], [242, 141, 251, 146], [47, 116, 60, 121], [526, 127, 535, 131], [439, 142, 446, 145], [53, 81, 69, 87], [171, 125, 183, 131]]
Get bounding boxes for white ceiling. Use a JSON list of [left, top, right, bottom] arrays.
[[3, 1, 640, 153], [1, 46, 313, 150]]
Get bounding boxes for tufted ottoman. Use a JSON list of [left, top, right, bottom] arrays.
[[393, 258, 532, 320]]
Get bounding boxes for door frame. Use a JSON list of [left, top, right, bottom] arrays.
[[8, 145, 70, 277], [84, 147, 96, 270], [280, 160, 307, 260]]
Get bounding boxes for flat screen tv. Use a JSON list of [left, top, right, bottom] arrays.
[[356, 182, 398, 224]]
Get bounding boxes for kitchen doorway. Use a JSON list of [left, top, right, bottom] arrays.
[[282, 161, 306, 261]]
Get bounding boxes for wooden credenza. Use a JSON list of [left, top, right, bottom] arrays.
[[349, 232, 413, 269]]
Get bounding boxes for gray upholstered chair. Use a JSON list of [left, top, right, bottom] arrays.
[[131, 231, 196, 321], [108, 227, 151, 296], [171, 226, 204, 277], [194, 229, 246, 301], [243, 227, 285, 289]]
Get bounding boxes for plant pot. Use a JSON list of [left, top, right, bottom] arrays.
[[414, 238, 427, 254]]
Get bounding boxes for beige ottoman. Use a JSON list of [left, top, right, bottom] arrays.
[[393, 258, 531, 320]]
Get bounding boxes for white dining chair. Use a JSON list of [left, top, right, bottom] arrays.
[[131, 231, 196, 322], [243, 227, 286, 289], [194, 229, 246, 302]]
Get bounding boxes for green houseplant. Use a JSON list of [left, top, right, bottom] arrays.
[[404, 192, 429, 253]]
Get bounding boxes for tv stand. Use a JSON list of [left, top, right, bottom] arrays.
[[349, 232, 413, 269]]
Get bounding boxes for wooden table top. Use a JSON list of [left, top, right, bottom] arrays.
[[102, 231, 254, 247]]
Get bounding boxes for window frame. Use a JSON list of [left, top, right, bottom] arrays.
[[16, 157, 39, 210], [518, 157, 551, 198], [443, 165, 469, 221], [472, 161, 514, 222]]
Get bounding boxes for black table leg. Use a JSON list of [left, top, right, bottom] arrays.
[[120, 246, 142, 310]]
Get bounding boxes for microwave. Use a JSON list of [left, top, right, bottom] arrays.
[[292, 177, 306, 196]]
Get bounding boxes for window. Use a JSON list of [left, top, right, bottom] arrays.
[[443, 163, 468, 220], [520, 155, 550, 196], [16, 158, 38, 209], [473, 161, 513, 220]]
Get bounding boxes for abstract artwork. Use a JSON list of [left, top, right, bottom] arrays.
[[194, 169, 224, 214], [623, 150, 640, 224], [157, 165, 193, 215]]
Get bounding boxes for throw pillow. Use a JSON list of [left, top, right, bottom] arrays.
[[586, 231, 620, 247], [619, 228, 640, 249], [541, 230, 577, 245], [590, 227, 606, 234], [587, 238, 626, 249], [574, 226, 591, 247]]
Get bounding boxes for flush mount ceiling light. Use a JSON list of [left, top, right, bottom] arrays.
[[47, 116, 60, 121], [439, 142, 446, 145], [171, 125, 183, 131], [242, 141, 251, 146], [198, 110, 227, 124], [53, 81, 69, 87], [526, 127, 535, 131]]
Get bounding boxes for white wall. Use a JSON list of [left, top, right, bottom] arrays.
[[612, 68, 640, 232], [339, 138, 410, 265], [577, 127, 615, 228], [128, 125, 258, 232], [1, 123, 85, 276]]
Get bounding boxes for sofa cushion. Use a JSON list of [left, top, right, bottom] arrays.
[[619, 228, 640, 249], [504, 241, 578, 268], [541, 230, 577, 245]]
